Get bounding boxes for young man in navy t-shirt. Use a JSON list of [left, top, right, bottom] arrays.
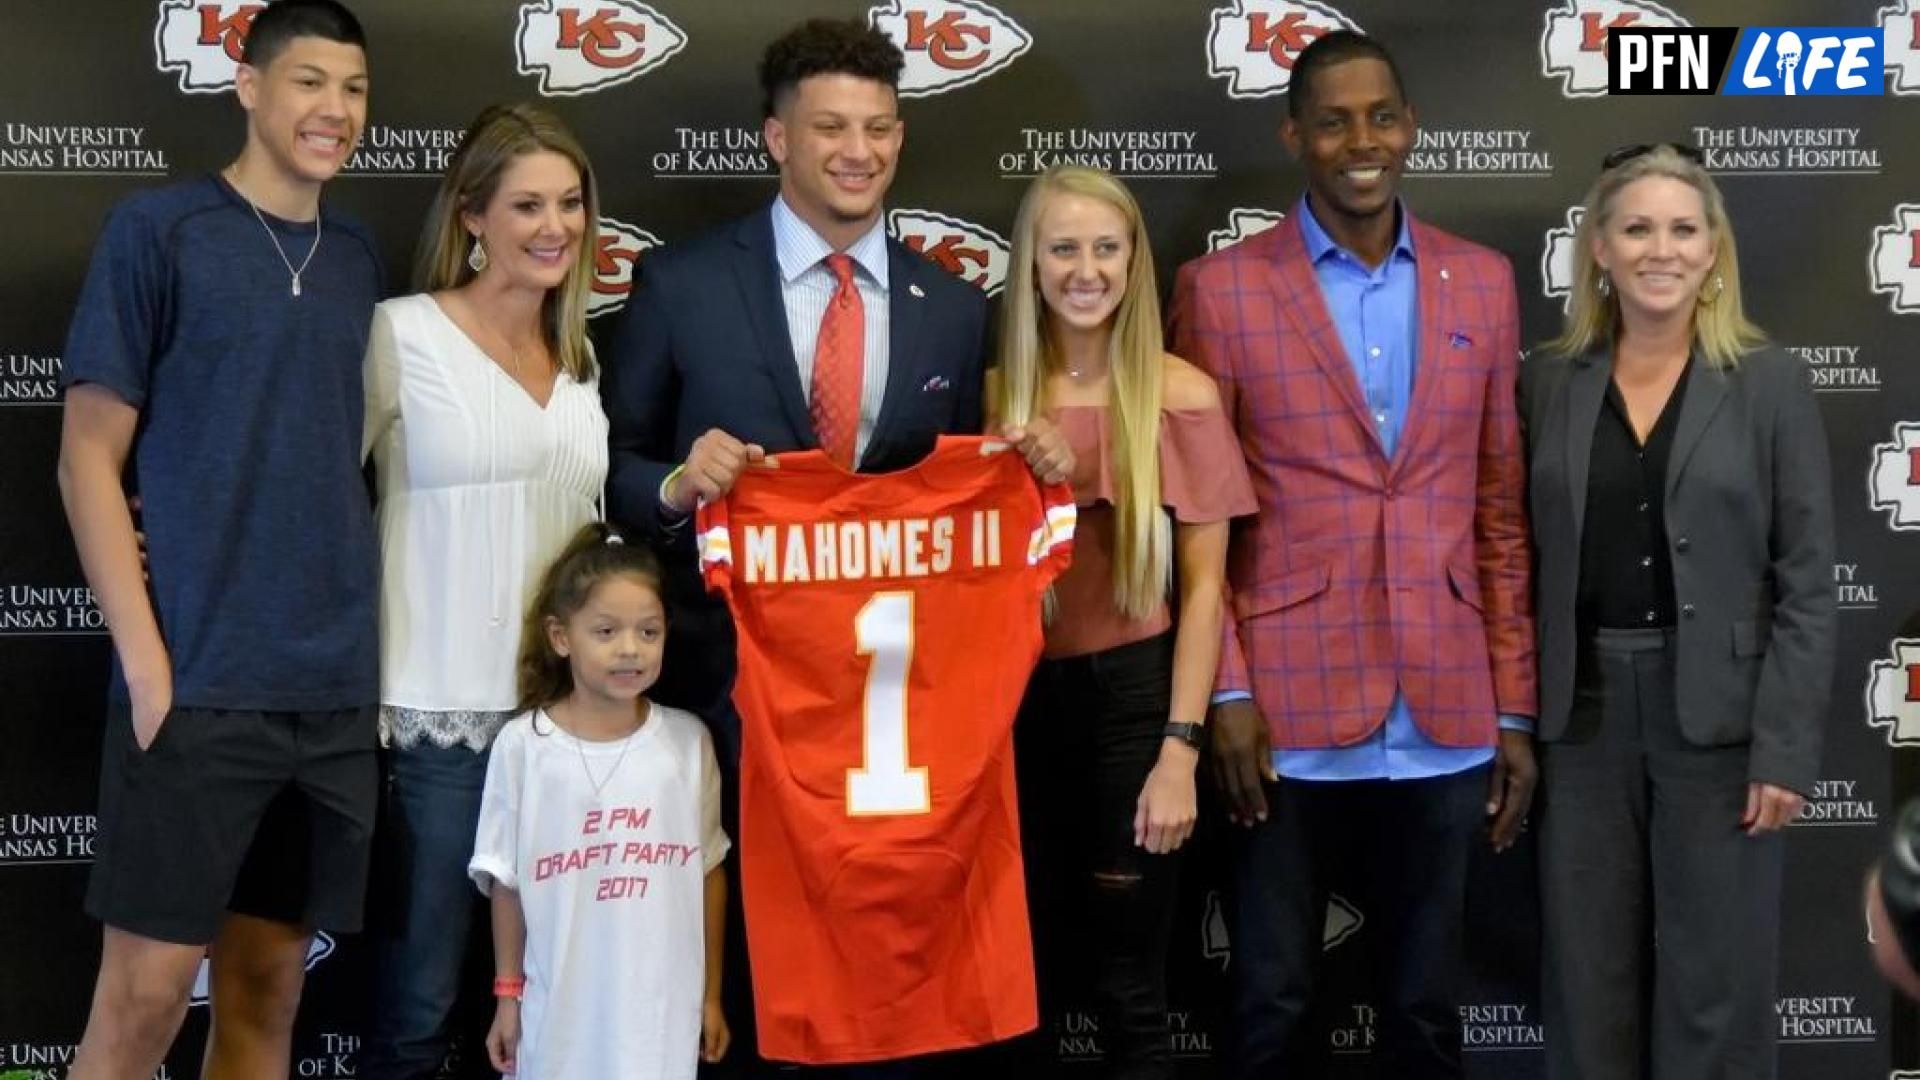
[[56, 2, 381, 1075]]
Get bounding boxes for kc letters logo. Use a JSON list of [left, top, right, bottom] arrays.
[[1870, 204, 1920, 313], [517, 0, 687, 96], [1207, 1, 1361, 98], [1886, 2, 1920, 92], [155, 1, 263, 93], [1868, 639, 1920, 747], [888, 209, 1010, 296], [1869, 422, 1920, 530], [1207, 208, 1286, 254], [1541, 0, 1688, 97], [589, 216, 661, 319], [1541, 206, 1586, 307], [870, 0, 1031, 97]]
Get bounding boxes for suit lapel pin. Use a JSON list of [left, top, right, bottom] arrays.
[[909, 283, 925, 298], [1439, 267, 1450, 282]]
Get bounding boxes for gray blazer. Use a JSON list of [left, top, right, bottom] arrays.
[[1519, 345, 1835, 795]]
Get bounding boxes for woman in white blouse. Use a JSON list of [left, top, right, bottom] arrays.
[[357, 103, 608, 1079]]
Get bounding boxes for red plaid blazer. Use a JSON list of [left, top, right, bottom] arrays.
[[1167, 212, 1536, 749]]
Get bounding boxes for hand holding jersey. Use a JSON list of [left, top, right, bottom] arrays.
[[664, 428, 769, 515]]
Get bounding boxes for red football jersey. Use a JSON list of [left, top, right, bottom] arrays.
[[697, 436, 1074, 1064]]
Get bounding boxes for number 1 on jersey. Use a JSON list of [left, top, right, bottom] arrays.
[[847, 591, 930, 815]]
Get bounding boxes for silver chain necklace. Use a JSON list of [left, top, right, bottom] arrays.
[[227, 168, 322, 297], [553, 706, 643, 799]]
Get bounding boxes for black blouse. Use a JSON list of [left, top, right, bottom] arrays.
[[1576, 359, 1694, 632]]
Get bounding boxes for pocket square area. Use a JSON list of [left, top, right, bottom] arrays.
[[1448, 331, 1473, 348], [921, 375, 952, 392]]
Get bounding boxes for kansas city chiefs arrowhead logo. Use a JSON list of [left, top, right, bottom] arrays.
[[1869, 422, 1920, 530], [1207, 208, 1286, 253], [870, 0, 1031, 97], [191, 933, 334, 1005], [1199, 888, 1361, 970], [1541, 205, 1587, 308], [1884, 1, 1920, 94], [888, 209, 1010, 296], [1207, 1, 1361, 99], [1867, 638, 1920, 746], [1869, 204, 1920, 314], [517, 0, 687, 97], [1540, 0, 1689, 98], [590, 216, 661, 319], [154, 0, 264, 94], [1322, 893, 1363, 950]]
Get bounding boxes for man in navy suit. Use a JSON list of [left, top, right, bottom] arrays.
[[605, 18, 1068, 718], [602, 17, 1068, 1075]]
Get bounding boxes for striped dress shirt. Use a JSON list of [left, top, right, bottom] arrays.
[[770, 196, 892, 463]]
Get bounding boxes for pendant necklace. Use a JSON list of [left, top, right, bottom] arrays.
[[227, 167, 322, 297], [556, 707, 642, 799]]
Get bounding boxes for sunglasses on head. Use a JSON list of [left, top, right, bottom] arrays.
[[1601, 143, 1706, 171]]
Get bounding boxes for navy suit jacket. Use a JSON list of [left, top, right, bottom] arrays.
[[602, 203, 988, 716]]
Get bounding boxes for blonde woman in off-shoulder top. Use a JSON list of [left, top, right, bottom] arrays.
[[991, 165, 1254, 1080]]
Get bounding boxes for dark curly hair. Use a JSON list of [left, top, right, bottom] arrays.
[[1287, 29, 1409, 120], [758, 18, 904, 119]]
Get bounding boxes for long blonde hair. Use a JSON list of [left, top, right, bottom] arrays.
[[995, 166, 1169, 619], [414, 103, 600, 382], [1549, 144, 1764, 368]]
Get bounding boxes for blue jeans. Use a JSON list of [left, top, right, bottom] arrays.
[[359, 743, 491, 1080]]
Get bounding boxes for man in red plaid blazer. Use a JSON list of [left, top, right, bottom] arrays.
[[1167, 31, 1537, 1079]]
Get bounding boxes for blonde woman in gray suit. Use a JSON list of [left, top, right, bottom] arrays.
[[1520, 143, 1835, 1079]]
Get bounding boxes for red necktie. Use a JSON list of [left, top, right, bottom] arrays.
[[810, 253, 864, 468]]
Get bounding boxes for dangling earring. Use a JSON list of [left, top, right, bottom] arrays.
[[1697, 273, 1724, 306], [467, 235, 489, 274], [1595, 270, 1612, 298]]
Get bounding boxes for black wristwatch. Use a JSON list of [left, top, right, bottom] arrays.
[[1162, 722, 1205, 750]]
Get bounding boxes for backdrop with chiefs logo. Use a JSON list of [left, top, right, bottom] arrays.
[[1, 0, 1917, 1077]]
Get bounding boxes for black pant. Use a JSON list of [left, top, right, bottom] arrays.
[[1225, 762, 1487, 1079], [1015, 632, 1180, 1080]]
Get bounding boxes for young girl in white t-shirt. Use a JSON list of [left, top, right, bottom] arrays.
[[469, 522, 729, 1079]]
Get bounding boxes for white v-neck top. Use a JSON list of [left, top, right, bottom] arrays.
[[363, 293, 608, 720]]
